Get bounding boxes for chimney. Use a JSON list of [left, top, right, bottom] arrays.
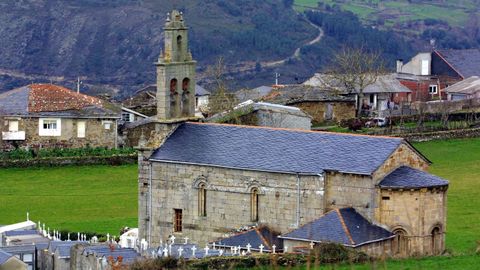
[[396, 59, 404, 73]]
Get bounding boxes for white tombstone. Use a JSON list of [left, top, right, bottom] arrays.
[[309, 241, 315, 249], [78, 232, 80, 241], [26, 212, 29, 221], [284, 246, 288, 253], [204, 245, 209, 257], [58, 232, 61, 241], [219, 249, 224, 256], [191, 246, 197, 257], [232, 246, 237, 255], [178, 247, 184, 257], [170, 235, 176, 244], [67, 233, 71, 241], [37, 221, 41, 231], [184, 237, 189, 245], [246, 243, 252, 253], [91, 236, 98, 244], [241, 250, 246, 256], [212, 242, 216, 250], [272, 245, 276, 254], [140, 239, 148, 251], [259, 244, 264, 253], [163, 247, 168, 257], [107, 233, 110, 242]]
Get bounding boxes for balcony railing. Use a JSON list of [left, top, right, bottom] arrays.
[[2, 131, 26, 140]]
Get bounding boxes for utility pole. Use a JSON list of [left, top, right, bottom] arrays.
[[274, 72, 280, 86]]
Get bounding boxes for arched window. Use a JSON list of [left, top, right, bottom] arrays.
[[393, 228, 408, 256], [251, 188, 259, 222], [177, 35, 182, 47], [170, 78, 178, 95], [182, 78, 190, 92], [198, 183, 207, 217], [431, 227, 441, 255]]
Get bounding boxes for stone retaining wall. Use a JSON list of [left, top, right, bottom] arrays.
[[398, 128, 480, 142]]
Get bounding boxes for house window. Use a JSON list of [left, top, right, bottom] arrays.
[[198, 183, 207, 217], [77, 121, 86, 138], [174, 209, 182, 232], [122, 112, 132, 122], [8, 120, 19, 132], [39, 118, 61, 136], [429, 85, 438, 94], [251, 188, 259, 222], [102, 121, 112, 130]]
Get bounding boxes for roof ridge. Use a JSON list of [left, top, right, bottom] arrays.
[[187, 122, 402, 141], [337, 208, 355, 246]]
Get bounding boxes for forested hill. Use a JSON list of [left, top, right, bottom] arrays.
[[0, 0, 315, 96]]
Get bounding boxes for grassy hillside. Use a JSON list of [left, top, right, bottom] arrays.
[[295, 0, 478, 26], [0, 0, 315, 96]]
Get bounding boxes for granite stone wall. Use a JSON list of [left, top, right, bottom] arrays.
[[0, 117, 117, 150]]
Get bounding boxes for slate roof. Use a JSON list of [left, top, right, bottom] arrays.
[[304, 73, 411, 94], [444, 76, 480, 95], [262, 85, 354, 105], [0, 84, 120, 118], [83, 246, 140, 263], [213, 226, 283, 252], [378, 166, 449, 189], [280, 208, 394, 247], [0, 249, 13, 265], [195, 84, 211, 96], [48, 241, 86, 254], [150, 123, 404, 175], [435, 49, 480, 78], [4, 230, 39, 237]]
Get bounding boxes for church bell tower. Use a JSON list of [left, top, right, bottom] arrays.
[[156, 10, 196, 120]]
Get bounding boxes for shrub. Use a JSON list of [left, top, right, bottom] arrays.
[[0, 147, 136, 161]]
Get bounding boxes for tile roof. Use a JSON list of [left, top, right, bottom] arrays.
[[378, 166, 449, 189], [0, 250, 13, 265], [0, 84, 120, 117], [435, 49, 480, 78], [213, 226, 283, 252], [150, 123, 404, 175], [280, 208, 394, 247]]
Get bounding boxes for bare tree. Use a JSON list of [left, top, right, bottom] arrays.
[[326, 47, 387, 117], [206, 57, 239, 116]]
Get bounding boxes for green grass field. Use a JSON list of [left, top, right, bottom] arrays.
[[0, 138, 479, 267], [0, 165, 138, 236]]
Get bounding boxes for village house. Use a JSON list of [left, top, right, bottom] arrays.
[[260, 84, 356, 124], [444, 76, 480, 101], [304, 73, 412, 117], [132, 10, 449, 258], [207, 101, 312, 130], [397, 49, 480, 101], [0, 84, 124, 150]]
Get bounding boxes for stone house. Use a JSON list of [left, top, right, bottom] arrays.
[[261, 85, 356, 125], [207, 101, 312, 130], [70, 244, 139, 270], [133, 10, 449, 259], [397, 49, 480, 101], [304, 73, 412, 117], [444, 76, 480, 100], [0, 84, 122, 150]]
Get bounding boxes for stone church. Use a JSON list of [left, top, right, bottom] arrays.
[[133, 10, 449, 258]]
